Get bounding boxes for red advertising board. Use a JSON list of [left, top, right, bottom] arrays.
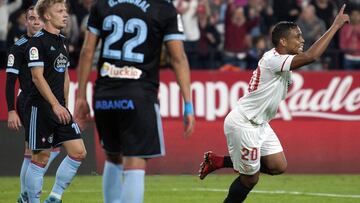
[[1, 70, 359, 173]]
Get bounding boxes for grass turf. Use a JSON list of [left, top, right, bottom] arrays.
[[0, 174, 359, 202]]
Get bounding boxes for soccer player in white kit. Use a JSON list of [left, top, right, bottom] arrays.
[[200, 5, 349, 202]]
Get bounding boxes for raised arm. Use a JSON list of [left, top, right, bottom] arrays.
[[290, 4, 350, 70]]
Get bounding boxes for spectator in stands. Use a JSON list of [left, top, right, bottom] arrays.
[[273, 0, 301, 22], [246, 35, 267, 69], [174, 0, 200, 68], [243, 0, 267, 36], [208, 0, 227, 25], [61, 8, 80, 68], [255, 0, 276, 36], [0, 0, 22, 68], [311, 0, 339, 69], [297, 4, 326, 70], [340, 7, 360, 70], [223, 0, 260, 69], [6, 9, 26, 47], [193, 4, 221, 69], [311, 0, 338, 28], [70, 0, 92, 26]]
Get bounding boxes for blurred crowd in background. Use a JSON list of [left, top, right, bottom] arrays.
[[0, 0, 359, 70]]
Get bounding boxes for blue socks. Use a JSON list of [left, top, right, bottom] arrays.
[[49, 156, 81, 200], [103, 161, 124, 203], [25, 162, 46, 203], [44, 150, 60, 171], [120, 169, 145, 203], [20, 155, 31, 194]]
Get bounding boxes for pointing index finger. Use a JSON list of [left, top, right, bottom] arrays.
[[340, 4, 346, 14]]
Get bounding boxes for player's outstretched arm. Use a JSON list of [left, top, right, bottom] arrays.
[[290, 4, 350, 70], [74, 31, 98, 130], [166, 40, 195, 137]]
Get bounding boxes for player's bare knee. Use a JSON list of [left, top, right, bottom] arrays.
[[32, 150, 51, 165], [69, 149, 87, 161], [269, 163, 287, 175], [277, 163, 287, 174]]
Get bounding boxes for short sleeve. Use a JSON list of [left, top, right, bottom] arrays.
[[6, 46, 22, 75], [162, 5, 186, 42], [26, 37, 44, 68], [87, 2, 101, 36], [266, 54, 295, 72]]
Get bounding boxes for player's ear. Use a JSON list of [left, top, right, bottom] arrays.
[[44, 11, 51, 21], [279, 38, 287, 47]]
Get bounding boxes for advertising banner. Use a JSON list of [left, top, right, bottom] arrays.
[[1, 70, 359, 173]]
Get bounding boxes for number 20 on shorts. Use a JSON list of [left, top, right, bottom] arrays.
[[241, 148, 258, 161]]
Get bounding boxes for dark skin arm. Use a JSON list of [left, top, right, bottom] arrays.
[[290, 4, 350, 70]]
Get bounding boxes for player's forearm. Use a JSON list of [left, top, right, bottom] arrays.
[[77, 32, 97, 100], [304, 25, 338, 61], [171, 55, 192, 103], [32, 71, 60, 107], [77, 51, 93, 100], [5, 73, 17, 111]]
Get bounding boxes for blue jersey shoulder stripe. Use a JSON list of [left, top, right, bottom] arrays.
[[33, 31, 44, 37], [15, 37, 28, 46]]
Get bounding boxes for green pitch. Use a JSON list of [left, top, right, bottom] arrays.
[[1, 174, 359, 202]]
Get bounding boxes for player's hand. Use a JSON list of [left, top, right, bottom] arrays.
[[7, 110, 22, 131], [184, 114, 195, 137], [74, 98, 90, 130], [333, 4, 350, 29], [183, 102, 195, 138], [52, 104, 71, 125]]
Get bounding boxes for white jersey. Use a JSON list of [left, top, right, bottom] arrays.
[[236, 48, 295, 124]]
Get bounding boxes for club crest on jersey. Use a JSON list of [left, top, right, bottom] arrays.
[[54, 53, 68, 73], [100, 62, 142, 79], [29, 47, 39, 60], [7, 54, 14, 67], [48, 134, 54, 143]]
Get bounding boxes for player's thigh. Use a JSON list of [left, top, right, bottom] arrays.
[[260, 151, 287, 174], [260, 124, 287, 172], [224, 113, 263, 175]]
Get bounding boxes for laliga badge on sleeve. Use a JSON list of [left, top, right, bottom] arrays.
[[7, 54, 14, 67], [29, 47, 39, 61]]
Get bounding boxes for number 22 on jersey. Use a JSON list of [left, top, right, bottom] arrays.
[[102, 15, 148, 63]]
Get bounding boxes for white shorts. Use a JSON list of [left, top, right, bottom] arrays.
[[224, 110, 283, 175]]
